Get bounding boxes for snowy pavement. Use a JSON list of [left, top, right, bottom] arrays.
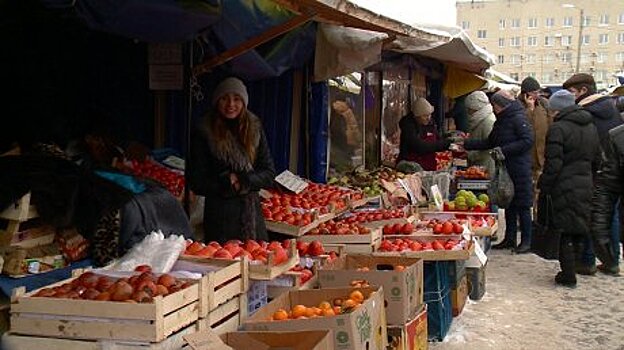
[[430, 250, 624, 350]]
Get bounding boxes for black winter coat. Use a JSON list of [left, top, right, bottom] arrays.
[[592, 124, 624, 243], [537, 106, 600, 235], [580, 94, 624, 156], [187, 112, 276, 243], [465, 101, 534, 208], [397, 113, 450, 171]]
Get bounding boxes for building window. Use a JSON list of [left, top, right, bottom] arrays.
[[580, 53, 590, 64], [527, 36, 537, 46], [497, 55, 505, 64], [528, 18, 538, 28], [545, 17, 555, 27], [582, 16, 591, 27], [543, 54, 553, 64], [477, 30, 487, 39], [561, 52, 572, 63], [562, 35, 573, 47], [616, 52, 624, 62], [527, 72, 536, 78], [619, 13, 624, 24], [544, 36, 554, 46], [599, 33, 609, 45], [595, 70, 607, 82], [511, 54, 522, 65], [599, 14, 609, 26], [511, 37, 521, 47], [526, 54, 536, 64], [499, 19, 506, 29], [542, 72, 552, 83], [618, 33, 624, 44], [511, 18, 520, 28], [563, 17, 573, 27], [597, 52, 608, 63], [582, 35, 590, 45], [461, 21, 470, 30], [499, 38, 505, 47]]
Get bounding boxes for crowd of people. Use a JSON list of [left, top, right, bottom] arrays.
[[395, 74, 624, 287]]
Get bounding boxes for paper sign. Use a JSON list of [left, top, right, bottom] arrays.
[[431, 185, 444, 211], [184, 330, 233, 350], [275, 170, 309, 194], [473, 237, 488, 265], [398, 178, 416, 204]]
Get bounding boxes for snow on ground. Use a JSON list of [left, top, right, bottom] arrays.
[[430, 250, 624, 350]]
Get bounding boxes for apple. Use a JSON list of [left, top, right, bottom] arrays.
[[307, 240, 325, 256]]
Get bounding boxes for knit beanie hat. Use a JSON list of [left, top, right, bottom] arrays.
[[211, 77, 249, 106], [489, 90, 515, 109], [412, 97, 434, 116], [548, 89, 576, 111], [562, 73, 595, 90], [520, 77, 541, 93], [464, 90, 490, 111]]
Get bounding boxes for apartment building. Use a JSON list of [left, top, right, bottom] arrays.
[[457, 0, 624, 88]]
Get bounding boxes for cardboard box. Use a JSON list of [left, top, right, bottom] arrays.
[[318, 254, 423, 325], [242, 286, 387, 350], [387, 305, 428, 350], [450, 275, 468, 317], [222, 330, 334, 349]]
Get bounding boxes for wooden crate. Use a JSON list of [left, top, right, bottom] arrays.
[[0, 193, 38, 223], [265, 212, 334, 237], [9, 273, 205, 342], [197, 295, 247, 336], [298, 228, 382, 254], [374, 239, 474, 261], [248, 241, 299, 280], [2, 322, 198, 350], [174, 258, 248, 317], [266, 266, 319, 300]]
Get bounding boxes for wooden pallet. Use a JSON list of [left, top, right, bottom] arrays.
[[2, 321, 198, 350], [10, 272, 205, 342], [197, 295, 247, 336]]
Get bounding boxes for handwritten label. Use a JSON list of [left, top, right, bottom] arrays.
[[431, 185, 444, 211], [275, 170, 309, 194]]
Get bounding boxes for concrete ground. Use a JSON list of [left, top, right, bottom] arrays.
[[430, 250, 624, 350]]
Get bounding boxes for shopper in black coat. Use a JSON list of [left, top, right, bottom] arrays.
[[537, 90, 601, 287], [464, 90, 534, 252], [188, 77, 276, 243]]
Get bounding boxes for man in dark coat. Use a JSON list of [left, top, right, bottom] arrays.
[[464, 90, 534, 253], [591, 124, 624, 276], [563, 73, 624, 274], [538, 90, 601, 287]]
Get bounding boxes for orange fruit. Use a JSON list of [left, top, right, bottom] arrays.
[[291, 304, 307, 318], [394, 265, 406, 272], [322, 307, 336, 316], [272, 309, 289, 321], [343, 298, 357, 309], [357, 267, 370, 272], [333, 306, 342, 315], [304, 307, 317, 318], [349, 290, 365, 304], [319, 301, 332, 310]]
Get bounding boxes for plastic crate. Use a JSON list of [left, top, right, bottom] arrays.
[[424, 261, 453, 341]]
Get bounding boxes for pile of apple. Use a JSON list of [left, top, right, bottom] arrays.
[[337, 208, 407, 225], [270, 289, 366, 321], [125, 159, 185, 197], [382, 223, 415, 235], [31, 265, 192, 302], [184, 239, 293, 265], [470, 216, 496, 228], [378, 238, 463, 252], [290, 265, 314, 285], [307, 220, 372, 236]]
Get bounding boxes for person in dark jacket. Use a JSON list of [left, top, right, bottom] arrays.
[[188, 77, 276, 243], [396, 97, 451, 171], [464, 90, 534, 253], [591, 124, 624, 276], [537, 90, 601, 287], [563, 73, 624, 274]]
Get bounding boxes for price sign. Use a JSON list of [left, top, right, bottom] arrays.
[[275, 170, 309, 194]]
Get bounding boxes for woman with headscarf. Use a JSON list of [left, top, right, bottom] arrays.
[[464, 90, 496, 177], [188, 77, 276, 243]]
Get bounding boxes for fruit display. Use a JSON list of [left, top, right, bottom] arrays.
[[307, 220, 372, 236], [382, 223, 415, 235], [378, 238, 465, 252], [30, 268, 193, 302], [336, 208, 408, 225], [435, 151, 453, 171], [184, 239, 293, 266], [414, 219, 466, 235], [444, 190, 490, 212], [328, 166, 404, 197], [296, 240, 326, 257], [122, 159, 185, 197], [455, 166, 489, 180], [269, 289, 366, 320], [289, 265, 315, 285]]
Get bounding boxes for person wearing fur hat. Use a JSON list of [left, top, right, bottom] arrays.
[[464, 90, 496, 176], [464, 90, 534, 253], [537, 89, 601, 287], [396, 97, 451, 172], [563, 73, 624, 275], [187, 77, 276, 243]]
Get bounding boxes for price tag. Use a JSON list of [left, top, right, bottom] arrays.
[[275, 170, 309, 194], [431, 184, 444, 211], [473, 237, 488, 265]]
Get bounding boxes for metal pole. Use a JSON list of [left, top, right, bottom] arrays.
[[575, 8, 584, 73]]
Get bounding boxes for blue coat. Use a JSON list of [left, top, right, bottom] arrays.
[[465, 101, 534, 208]]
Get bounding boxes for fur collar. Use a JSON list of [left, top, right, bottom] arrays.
[[199, 111, 262, 172]]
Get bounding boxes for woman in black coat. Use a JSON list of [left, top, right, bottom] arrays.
[[188, 77, 276, 243], [538, 90, 601, 287], [464, 90, 534, 253]]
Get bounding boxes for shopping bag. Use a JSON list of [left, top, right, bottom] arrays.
[[530, 194, 561, 260], [487, 152, 514, 208]]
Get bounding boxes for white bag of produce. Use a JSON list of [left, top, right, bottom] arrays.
[[107, 231, 186, 273]]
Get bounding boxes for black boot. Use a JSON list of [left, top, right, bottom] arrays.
[[492, 239, 515, 250], [593, 240, 620, 276], [555, 272, 577, 288], [514, 243, 531, 254], [556, 236, 577, 287]]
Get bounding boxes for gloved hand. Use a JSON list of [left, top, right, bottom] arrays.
[[490, 146, 505, 160]]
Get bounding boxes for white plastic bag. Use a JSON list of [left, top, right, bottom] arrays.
[[107, 231, 186, 273]]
